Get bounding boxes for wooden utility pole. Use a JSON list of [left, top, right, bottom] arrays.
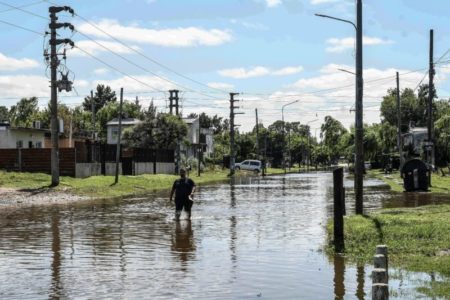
[[396, 72, 403, 167], [427, 29, 435, 185], [114, 88, 123, 184], [49, 6, 75, 186]]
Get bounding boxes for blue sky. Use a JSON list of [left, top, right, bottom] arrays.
[[1, 0, 450, 132]]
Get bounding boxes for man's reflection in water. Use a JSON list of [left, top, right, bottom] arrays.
[[171, 220, 195, 271]]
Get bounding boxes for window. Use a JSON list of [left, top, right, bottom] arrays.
[[242, 161, 249, 165], [111, 128, 119, 140], [28, 141, 33, 148], [16, 141, 23, 148], [250, 161, 260, 166], [35, 142, 42, 148]]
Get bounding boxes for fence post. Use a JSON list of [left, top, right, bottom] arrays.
[[376, 245, 388, 272], [333, 167, 344, 252]]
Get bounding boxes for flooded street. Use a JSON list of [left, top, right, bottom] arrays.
[[1, 172, 449, 299]]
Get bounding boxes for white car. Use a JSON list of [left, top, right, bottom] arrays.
[[235, 160, 262, 172]]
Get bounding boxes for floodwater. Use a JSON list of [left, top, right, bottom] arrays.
[[0, 172, 449, 299]]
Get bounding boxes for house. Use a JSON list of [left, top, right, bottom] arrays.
[[181, 117, 214, 158], [106, 118, 142, 145], [0, 121, 47, 149]]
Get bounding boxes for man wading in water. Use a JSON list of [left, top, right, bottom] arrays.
[[170, 168, 196, 221]]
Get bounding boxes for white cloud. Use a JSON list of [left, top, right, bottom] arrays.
[[71, 40, 141, 56], [0, 75, 49, 98], [219, 65, 303, 79], [93, 68, 109, 75], [207, 82, 234, 90], [219, 66, 270, 79], [266, 0, 282, 8], [326, 36, 394, 53], [0, 53, 39, 71], [310, 0, 339, 4], [78, 19, 233, 47], [273, 66, 304, 76]]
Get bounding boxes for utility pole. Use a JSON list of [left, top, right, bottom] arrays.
[[427, 29, 435, 185], [48, 6, 75, 187], [396, 72, 404, 167], [114, 88, 123, 184], [354, 0, 364, 215], [169, 90, 181, 174], [255, 108, 260, 159], [229, 93, 243, 176], [91, 90, 95, 140]]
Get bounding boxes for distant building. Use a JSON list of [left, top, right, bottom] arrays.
[[181, 117, 214, 158], [0, 121, 47, 149], [106, 118, 142, 145]]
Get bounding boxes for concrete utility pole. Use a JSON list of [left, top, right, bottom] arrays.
[[114, 88, 124, 184], [255, 108, 260, 159], [354, 0, 364, 215], [396, 72, 404, 167], [169, 90, 179, 116], [91, 90, 95, 140], [315, 0, 364, 214], [48, 6, 75, 186], [427, 29, 435, 184], [168, 90, 181, 174], [229, 93, 242, 176], [282, 100, 299, 174]]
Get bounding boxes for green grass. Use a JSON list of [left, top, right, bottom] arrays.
[[326, 204, 450, 277], [369, 169, 450, 194], [0, 169, 231, 198]]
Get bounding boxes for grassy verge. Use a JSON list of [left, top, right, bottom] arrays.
[[327, 205, 450, 297], [0, 169, 231, 198], [368, 169, 450, 194]]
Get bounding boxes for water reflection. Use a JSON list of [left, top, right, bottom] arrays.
[[171, 220, 195, 270], [0, 172, 448, 299]]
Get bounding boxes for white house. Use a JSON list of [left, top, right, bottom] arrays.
[[181, 117, 214, 158], [106, 118, 142, 145], [0, 122, 47, 149]]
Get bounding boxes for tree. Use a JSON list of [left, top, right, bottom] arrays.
[[0, 106, 9, 122], [123, 113, 187, 150], [320, 116, 347, 162], [82, 84, 117, 113], [9, 97, 39, 127], [435, 114, 450, 167], [96, 100, 142, 140]]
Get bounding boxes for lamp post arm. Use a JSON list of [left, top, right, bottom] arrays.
[[314, 13, 357, 31]]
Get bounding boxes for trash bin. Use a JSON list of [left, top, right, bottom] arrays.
[[401, 159, 429, 192]]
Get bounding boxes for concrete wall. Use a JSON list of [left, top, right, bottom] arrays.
[[105, 162, 122, 176], [0, 128, 45, 149], [76, 163, 102, 178], [156, 162, 175, 174], [134, 162, 154, 175]]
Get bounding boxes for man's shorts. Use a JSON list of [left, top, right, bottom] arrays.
[[175, 198, 193, 211]]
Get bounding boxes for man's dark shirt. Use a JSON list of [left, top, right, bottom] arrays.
[[173, 178, 196, 201]]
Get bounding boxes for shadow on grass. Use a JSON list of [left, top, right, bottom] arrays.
[[18, 185, 54, 195], [363, 214, 384, 243]]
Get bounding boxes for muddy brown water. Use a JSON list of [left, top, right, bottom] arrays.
[[0, 172, 449, 299]]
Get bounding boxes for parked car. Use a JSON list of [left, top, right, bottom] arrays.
[[235, 160, 262, 172]]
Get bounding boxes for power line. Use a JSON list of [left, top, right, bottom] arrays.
[[43, 0, 230, 95], [0, 0, 46, 14], [0, 1, 48, 20], [0, 18, 44, 35]]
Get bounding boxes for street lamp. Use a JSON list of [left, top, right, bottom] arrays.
[[315, 0, 364, 215], [282, 99, 299, 173], [306, 119, 318, 172]]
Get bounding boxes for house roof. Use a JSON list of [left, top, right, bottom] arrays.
[[182, 117, 199, 124], [107, 118, 142, 126], [9, 127, 50, 133]]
